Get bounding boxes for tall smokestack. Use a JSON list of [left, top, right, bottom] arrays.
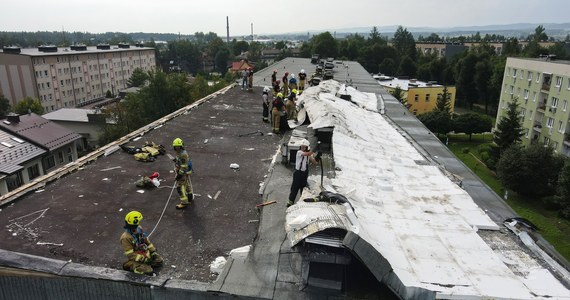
[[226, 16, 230, 43], [251, 23, 254, 43]]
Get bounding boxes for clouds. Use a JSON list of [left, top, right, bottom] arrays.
[[1, 0, 567, 35]]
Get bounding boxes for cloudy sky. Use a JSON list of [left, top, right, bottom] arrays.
[[2, 0, 568, 36]]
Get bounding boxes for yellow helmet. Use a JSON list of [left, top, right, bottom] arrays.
[[277, 92, 283, 98], [125, 211, 143, 226], [292, 89, 297, 94], [172, 138, 184, 147]]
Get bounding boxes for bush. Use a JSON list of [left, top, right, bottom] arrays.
[[462, 148, 470, 154]]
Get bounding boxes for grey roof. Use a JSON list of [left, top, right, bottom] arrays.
[[43, 108, 96, 123], [0, 129, 46, 175], [2, 45, 154, 57], [0, 113, 82, 151]]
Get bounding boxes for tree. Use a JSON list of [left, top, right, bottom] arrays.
[[0, 94, 11, 116], [275, 41, 287, 50], [392, 26, 417, 61], [390, 86, 405, 105], [398, 55, 417, 77], [454, 112, 493, 140], [311, 32, 338, 58], [497, 144, 563, 197], [556, 159, 570, 218], [127, 68, 149, 87], [379, 58, 397, 75], [360, 44, 397, 74], [434, 86, 452, 114], [14, 97, 44, 115], [494, 98, 524, 152], [455, 52, 478, 109], [418, 111, 453, 137], [474, 57, 493, 114], [232, 40, 249, 56], [215, 48, 230, 74]]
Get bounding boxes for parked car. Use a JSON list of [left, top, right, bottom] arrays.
[[311, 54, 320, 64]]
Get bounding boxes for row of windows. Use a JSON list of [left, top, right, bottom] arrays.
[[507, 67, 570, 90], [413, 93, 445, 102]]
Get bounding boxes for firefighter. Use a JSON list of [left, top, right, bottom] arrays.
[[120, 211, 163, 275], [271, 70, 277, 87], [247, 67, 254, 91], [173, 138, 193, 209], [273, 79, 281, 96], [282, 72, 289, 96], [289, 74, 297, 92], [271, 93, 286, 134], [286, 89, 297, 120], [287, 139, 318, 207], [298, 69, 307, 92], [262, 86, 271, 122]]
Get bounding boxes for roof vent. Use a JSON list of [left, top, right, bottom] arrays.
[[118, 43, 130, 49], [96, 44, 111, 50], [70, 44, 87, 51], [135, 43, 144, 48], [2, 46, 21, 54], [6, 115, 20, 124], [38, 45, 58, 52]]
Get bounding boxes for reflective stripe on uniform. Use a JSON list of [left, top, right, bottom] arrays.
[[135, 254, 145, 262], [124, 249, 134, 255]]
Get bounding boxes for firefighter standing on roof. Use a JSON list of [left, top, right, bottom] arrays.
[[298, 69, 307, 92], [173, 138, 193, 209], [121, 211, 163, 275], [282, 72, 289, 96], [271, 93, 286, 134], [287, 139, 317, 207]]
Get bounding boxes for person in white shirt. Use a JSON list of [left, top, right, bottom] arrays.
[[287, 139, 318, 207]]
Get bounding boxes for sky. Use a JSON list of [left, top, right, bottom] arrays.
[[1, 0, 568, 36]]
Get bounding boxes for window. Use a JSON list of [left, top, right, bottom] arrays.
[[525, 128, 530, 138], [556, 76, 562, 87], [414, 94, 419, 102], [58, 152, 64, 163], [536, 73, 541, 83], [559, 121, 564, 133], [67, 147, 73, 162], [551, 97, 559, 108], [44, 70, 48, 76], [528, 72, 533, 81], [528, 110, 533, 120], [425, 94, 430, 102], [523, 89, 529, 99], [42, 155, 56, 170], [553, 141, 559, 151], [27, 164, 40, 180], [563, 100, 568, 111], [509, 86, 514, 94], [543, 137, 550, 147], [547, 117, 554, 128], [512, 68, 518, 78], [533, 92, 537, 102]]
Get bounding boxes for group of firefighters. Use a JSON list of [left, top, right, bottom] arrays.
[[262, 69, 308, 133], [120, 67, 317, 276]]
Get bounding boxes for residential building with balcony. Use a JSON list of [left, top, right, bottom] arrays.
[[495, 57, 570, 155], [378, 77, 456, 115], [0, 44, 155, 113]]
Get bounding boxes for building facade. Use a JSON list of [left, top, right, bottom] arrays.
[[0, 44, 155, 113], [496, 57, 570, 155], [379, 78, 456, 115]]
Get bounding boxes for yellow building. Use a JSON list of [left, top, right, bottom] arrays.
[[379, 77, 456, 115]]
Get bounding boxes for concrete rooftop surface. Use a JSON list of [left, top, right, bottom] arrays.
[[0, 57, 569, 299]]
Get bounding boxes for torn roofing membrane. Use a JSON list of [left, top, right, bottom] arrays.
[[288, 81, 570, 299]]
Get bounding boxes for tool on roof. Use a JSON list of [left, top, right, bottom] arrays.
[[238, 130, 264, 137], [256, 200, 276, 208]]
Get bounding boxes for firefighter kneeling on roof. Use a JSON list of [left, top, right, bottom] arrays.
[[120, 211, 163, 275], [173, 137, 194, 209]]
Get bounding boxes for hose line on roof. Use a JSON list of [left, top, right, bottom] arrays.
[[148, 181, 177, 238]]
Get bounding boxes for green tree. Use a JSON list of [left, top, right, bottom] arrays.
[[392, 26, 417, 61], [418, 111, 453, 137], [455, 52, 478, 109], [360, 44, 397, 74], [215, 48, 231, 74], [454, 112, 493, 140], [311, 32, 338, 58], [275, 41, 287, 50], [497, 144, 563, 197], [0, 94, 11, 116], [398, 55, 417, 77], [474, 56, 493, 114], [232, 40, 249, 56], [127, 68, 149, 87], [434, 86, 452, 114], [493, 98, 524, 152], [368, 26, 386, 45], [556, 159, 570, 218], [14, 97, 44, 115], [379, 58, 397, 75], [390, 86, 405, 105]]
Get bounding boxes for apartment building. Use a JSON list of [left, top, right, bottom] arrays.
[[378, 77, 456, 115], [0, 44, 155, 113], [496, 57, 570, 155]]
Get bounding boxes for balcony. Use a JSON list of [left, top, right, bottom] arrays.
[[533, 122, 543, 133], [537, 105, 546, 113]]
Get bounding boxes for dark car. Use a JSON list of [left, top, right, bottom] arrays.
[[311, 54, 320, 64]]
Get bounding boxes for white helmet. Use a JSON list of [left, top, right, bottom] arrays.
[[263, 86, 270, 92], [300, 139, 310, 147], [291, 74, 295, 79], [300, 69, 305, 73]]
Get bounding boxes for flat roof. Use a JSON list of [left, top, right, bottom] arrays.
[[43, 108, 97, 123], [2, 45, 154, 57], [378, 78, 442, 90]]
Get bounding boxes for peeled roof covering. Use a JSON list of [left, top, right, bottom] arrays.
[[0, 129, 46, 174], [0, 113, 82, 151], [287, 80, 570, 299]]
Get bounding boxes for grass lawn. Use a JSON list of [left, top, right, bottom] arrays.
[[447, 134, 570, 261]]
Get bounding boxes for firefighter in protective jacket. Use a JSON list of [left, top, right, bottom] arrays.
[[120, 211, 163, 275], [173, 138, 193, 209]]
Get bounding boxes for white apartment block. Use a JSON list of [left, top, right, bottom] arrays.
[[496, 57, 570, 155], [0, 44, 155, 113]]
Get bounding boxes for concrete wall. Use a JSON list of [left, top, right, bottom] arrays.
[[0, 53, 37, 108]]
